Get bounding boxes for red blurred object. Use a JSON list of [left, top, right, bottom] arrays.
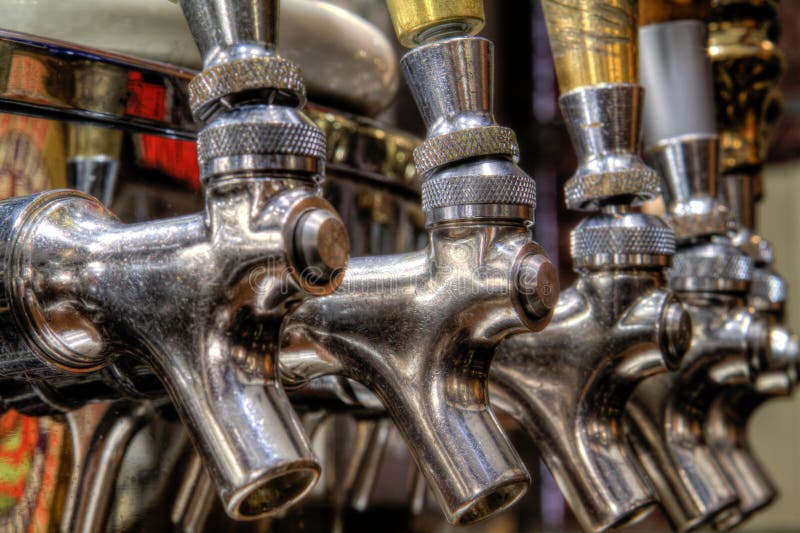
[[136, 134, 200, 190]]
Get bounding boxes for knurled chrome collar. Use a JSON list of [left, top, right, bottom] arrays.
[[413, 126, 520, 178], [197, 106, 326, 181], [750, 268, 787, 308], [570, 212, 676, 270], [669, 241, 753, 293], [189, 55, 306, 121], [564, 166, 661, 211], [666, 197, 732, 242], [731, 229, 774, 266], [420, 158, 536, 226]]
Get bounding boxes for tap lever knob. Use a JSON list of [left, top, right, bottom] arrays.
[[386, 0, 485, 47], [541, 0, 638, 93]]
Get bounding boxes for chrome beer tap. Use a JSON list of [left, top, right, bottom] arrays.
[[705, 2, 798, 528], [490, 1, 690, 531], [279, 0, 559, 525], [624, 7, 792, 530], [0, 0, 352, 520]]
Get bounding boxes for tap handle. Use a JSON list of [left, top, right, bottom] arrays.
[[639, 2, 716, 146], [385, 0, 484, 47], [639, 0, 709, 26], [541, 0, 637, 93], [179, 0, 278, 68], [709, 0, 784, 181]]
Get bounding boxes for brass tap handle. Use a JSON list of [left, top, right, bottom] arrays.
[[709, 0, 784, 179], [385, 0, 484, 47], [639, 0, 710, 27], [541, 0, 637, 93]]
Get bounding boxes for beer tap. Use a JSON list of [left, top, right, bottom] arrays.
[[279, 0, 559, 525], [0, 0, 352, 520], [705, 2, 798, 528], [490, 1, 691, 531], [624, 4, 794, 530]]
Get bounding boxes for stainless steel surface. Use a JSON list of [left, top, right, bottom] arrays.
[[400, 37, 494, 138], [0, 0, 354, 521], [627, 294, 768, 532], [647, 135, 731, 241], [570, 210, 675, 270], [179, 0, 278, 69], [401, 37, 535, 227], [280, 224, 553, 526], [630, 18, 782, 531], [560, 85, 660, 211], [492, 271, 690, 533], [279, 29, 558, 526], [499, 14, 685, 531]]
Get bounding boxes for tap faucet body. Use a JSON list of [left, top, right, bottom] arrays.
[[491, 2, 690, 531], [626, 15, 790, 531], [0, 0, 352, 521], [280, 9, 559, 525], [492, 270, 688, 532], [702, 5, 798, 529]]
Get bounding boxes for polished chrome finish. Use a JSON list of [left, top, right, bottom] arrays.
[[627, 293, 771, 532], [648, 136, 732, 241], [0, 185, 336, 519], [279, 26, 556, 525], [497, 17, 684, 530], [635, 16, 795, 531], [281, 225, 555, 525], [0, 0, 355, 522], [178, 0, 277, 69], [639, 21, 732, 243], [0, 0, 400, 117], [751, 266, 788, 317], [721, 174, 756, 231], [0, 30, 196, 139], [171, 451, 218, 532], [401, 37, 533, 226], [560, 85, 660, 211], [492, 270, 690, 533], [346, 418, 393, 512], [649, 136, 720, 206], [670, 241, 754, 294], [401, 37, 493, 138], [189, 55, 306, 120], [67, 124, 123, 207], [570, 211, 675, 270], [197, 105, 326, 181]]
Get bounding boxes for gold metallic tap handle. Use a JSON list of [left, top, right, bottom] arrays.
[[541, 0, 637, 93], [639, 0, 710, 26], [386, 0, 485, 48]]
